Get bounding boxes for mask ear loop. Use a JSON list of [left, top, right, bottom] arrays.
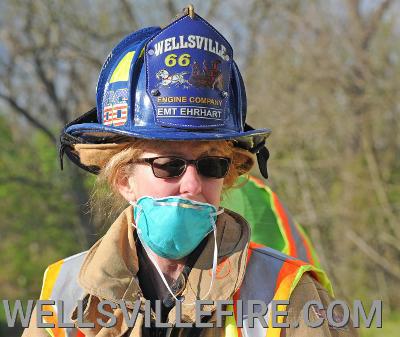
[[130, 200, 141, 229], [189, 208, 224, 304], [133, 207, 224, 307], [182, 208, 223, 305]]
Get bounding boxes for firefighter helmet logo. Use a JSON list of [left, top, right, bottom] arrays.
[[189, 59, 224, 90]]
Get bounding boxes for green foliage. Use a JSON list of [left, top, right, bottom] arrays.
[[361, 311, 400, 337], [0, 116, 83, 301]]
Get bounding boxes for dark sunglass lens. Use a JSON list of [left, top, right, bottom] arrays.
[[197, 157, 230, 178], [152, 157, 186, 178]]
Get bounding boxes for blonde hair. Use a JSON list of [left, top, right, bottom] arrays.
[[90, 139, 253, 223]]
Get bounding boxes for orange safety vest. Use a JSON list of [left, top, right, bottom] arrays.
[[39, 244, 332, 337]]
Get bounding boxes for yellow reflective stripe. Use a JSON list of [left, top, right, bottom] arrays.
[[45, 327, 56, 337], [41, 303, 66, 337], [224, 304, 238, 337], [109, 51, 135, 83], [266, 265, 321, 337], [40, 259, 66, 337], [297, 265, 334, 298], [40, 259, 64, 300]]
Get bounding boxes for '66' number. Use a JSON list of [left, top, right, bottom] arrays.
[[165, 53, 191, 67]]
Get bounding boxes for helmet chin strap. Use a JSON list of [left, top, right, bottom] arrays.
[[132, 208, 223, 306]]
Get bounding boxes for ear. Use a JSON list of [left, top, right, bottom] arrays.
[[116, 172, 137, 202]]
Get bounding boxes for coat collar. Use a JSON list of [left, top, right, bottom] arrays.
[[78, 206, 250, 323]]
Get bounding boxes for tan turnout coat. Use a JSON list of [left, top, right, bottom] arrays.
[[22, 207, 358, 337]]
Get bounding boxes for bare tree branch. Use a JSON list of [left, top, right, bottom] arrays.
[[243, 0, 272, 68], [347, 229, 400, 281], [293, 154, 330, 270], [23, 16, 70, 125], [0, 92, 56, 143], [165, 0, 179, 18], [362, 0, 394, 49], [346, 0, 362, 30], [67, 16, 130, 42], [32, 52, 69, 124], [362, 133, 399, 237], [380, 232, 400, 253], [64, 41, 103, 69], [204, 0, 220, 20], [120, 0, 139, 29]]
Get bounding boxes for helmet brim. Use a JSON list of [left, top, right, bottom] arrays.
[[66, 123, 271, 145], [60, 107, 271, 176], [63, 107, 271, 148]]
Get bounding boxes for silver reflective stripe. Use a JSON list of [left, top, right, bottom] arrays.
[[49, 251, 87, 337], [238, 246, 299, 337]]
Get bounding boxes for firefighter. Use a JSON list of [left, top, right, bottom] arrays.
[[22, 6, 357, 337]]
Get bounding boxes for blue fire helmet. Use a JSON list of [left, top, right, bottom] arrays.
[[60, 8, 271, 177]]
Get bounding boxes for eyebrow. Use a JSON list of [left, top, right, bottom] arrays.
[[200, 148, 221, 155]]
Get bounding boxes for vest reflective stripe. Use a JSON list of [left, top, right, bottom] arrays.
[[39, 252, 87, 337], [224, 305, 239, 337], [224, 242, 332, 337]]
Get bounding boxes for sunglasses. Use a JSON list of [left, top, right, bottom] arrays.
[[132, 156, 231, 179]]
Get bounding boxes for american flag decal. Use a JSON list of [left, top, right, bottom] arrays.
[[103, 103, 128, 127], [103, 105, 114, 126]]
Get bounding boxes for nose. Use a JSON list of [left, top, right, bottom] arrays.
[[179, 164, 202, 196]]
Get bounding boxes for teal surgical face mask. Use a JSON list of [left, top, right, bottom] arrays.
[[130, 196, 222, 304], [132, 196, 220, 259]]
